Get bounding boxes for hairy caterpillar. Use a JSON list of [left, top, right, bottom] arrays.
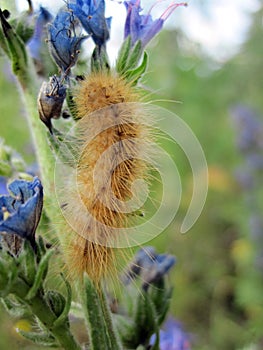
[[57, 71, 155, 283]]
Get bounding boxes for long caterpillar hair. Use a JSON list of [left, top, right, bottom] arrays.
[[56, 71, 156, 284], [36, 0, 190, 288]]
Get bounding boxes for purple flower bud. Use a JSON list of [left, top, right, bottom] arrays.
[[48, 7, 87, 72], [246, 152, 263, 171], [124, 246, 176, 290], [27, 6, 53, 60], [69, 0, 111, 46], [0, 177, 43, 246], [124, 0, 187, 48], [230, 105, 263, 152], [234, 167, 254, 190], [150, 317, 192, 350]]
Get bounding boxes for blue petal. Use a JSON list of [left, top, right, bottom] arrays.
[[69, 0, 110, 46], [48, 8, 87, 71], [0, 178, 43, 240], [124, 0, 172, 48]]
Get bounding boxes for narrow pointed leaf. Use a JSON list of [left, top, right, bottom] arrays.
[[53, 275, 72, 327], [125, 40, 142, 70], [116, 36, 131, 73], [0, 8, 28, 85], [17, 329, 58, 347], [26, 249, 54, 300], [124, 51, 148, 84], [19, 240, 36, 285]]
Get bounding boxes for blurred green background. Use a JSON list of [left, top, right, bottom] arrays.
[[1, 1, 263, 349]]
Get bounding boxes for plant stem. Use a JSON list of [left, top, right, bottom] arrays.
[[12, 279, 81, 350], [80, 277, 122, 350], [22, 82, 56, 210], [99, 285, 122, 350], [16, 72, 81, 350], [18, 63, 68, 247], [29, 292, 81, 350], [80, 277, 110, 350]]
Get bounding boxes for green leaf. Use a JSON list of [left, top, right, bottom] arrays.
[[26, 249, 54, 300], [0, 23, 10, 57], [0, 252, 19, 297], [0, 257, 10, 295], [116, 36, 132, 73], [91, 44, 110, 72], [37, 235, 47, 258], [125, 40, 143, 70], [45, 290, 66, 319], [10, 12, 34, 43], [53, 275, 72, 327], [124, 51, 148, 84], [0, 159, 12, 176], [10, 154, 26, 172], [1, 295, 30, 318], [150, 279, 173, 325], [19, 240, 36, 285], [132, 291, 159, 347], [120, 289, 159, 348], [0, 8, 28, 85], [114, 313, 136, 345], [17, 329, 58, 347], [0, 139, 11, 161]]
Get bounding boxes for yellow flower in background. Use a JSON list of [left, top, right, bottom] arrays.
[[231, 238, 253, 266], [208, 165, 234, 192]]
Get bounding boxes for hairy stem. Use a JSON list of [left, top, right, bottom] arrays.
[[79, 277, 122, 350], [30, 293, 80, 350], [99, 285, 123, 350]]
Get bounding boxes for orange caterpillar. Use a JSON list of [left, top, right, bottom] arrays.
[[60, 72, 154, 283]]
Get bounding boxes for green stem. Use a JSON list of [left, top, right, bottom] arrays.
[[0, 2, 57, 218], [51, 324, 81, 350], [99, 285, 122, 350], [80, 277, 122, 350], [29, 292, 80, 350], [18, 62, 67, 247], [22, 82, 56, 209], [12, 279, 80, 350], [80, 277, 110, 350]]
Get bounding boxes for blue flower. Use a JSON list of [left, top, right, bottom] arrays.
[[124, 246, 176, 290], [231, 105, 263, 185], [0, 177, 43, 244], [27, 6, 53, 61], [48, 7, 87, 72], [230, 105, 263, 153], [124, 0, 187, 48], [69, 0, 111, 46], [150, 317, 191, 350]]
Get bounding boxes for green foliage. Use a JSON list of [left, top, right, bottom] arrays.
[[116, 37, 143, 75], [1, 1, 263, 349], [124, 51, 148, 85], [115, 275, 173, 349], [0, 8, 29, 86], [144, 6, 263, 350]]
